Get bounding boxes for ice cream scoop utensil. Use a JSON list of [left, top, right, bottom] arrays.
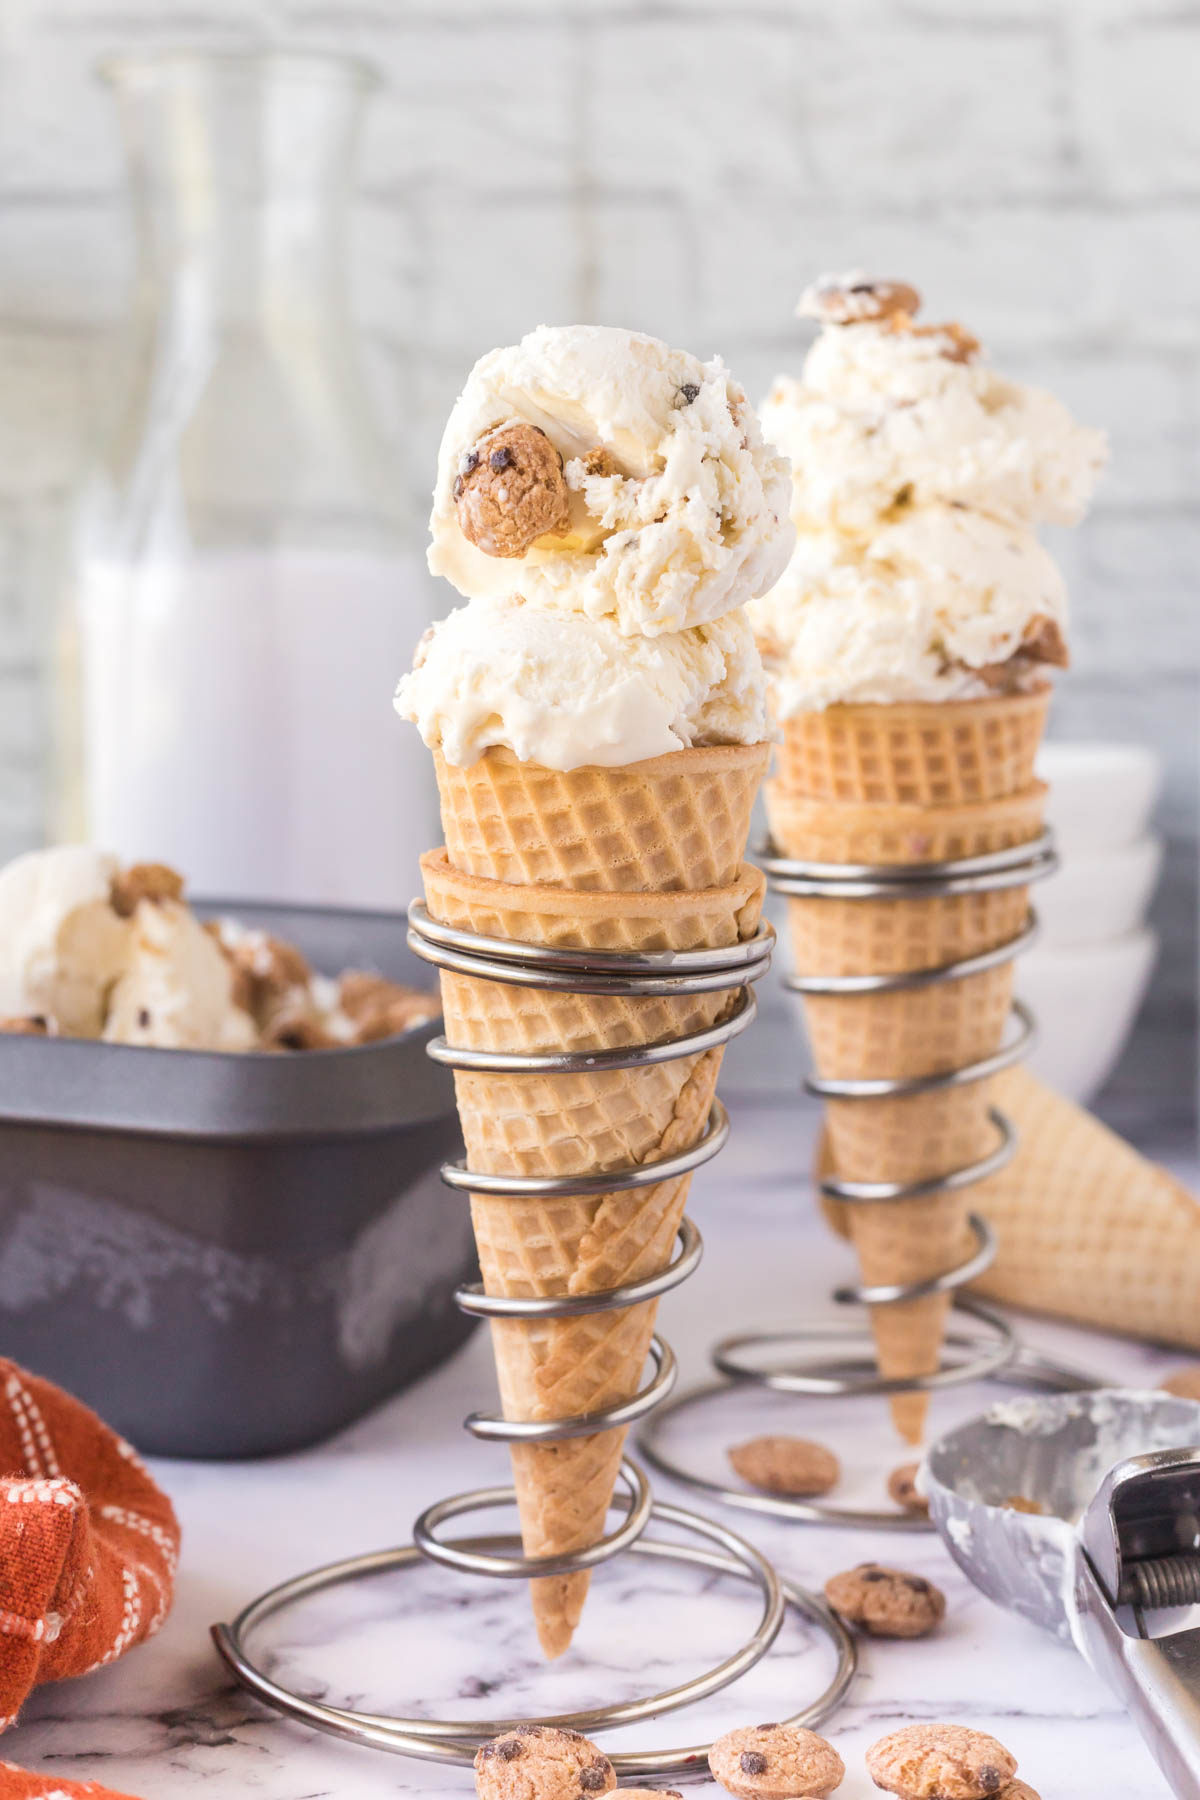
[[925, 1390, 1200, 1798]]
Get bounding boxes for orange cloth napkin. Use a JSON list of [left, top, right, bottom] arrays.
[[0, 1359, 179, 1799]]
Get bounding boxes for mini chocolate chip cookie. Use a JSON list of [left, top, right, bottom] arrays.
[[887, 1462, 929, 1517], [474, 1724, 615, 1800], [797, 276, 921, 326], [866, 1724, 1016, 1799], [454, 420, 570, 558], [824, 1563, 945, 1638], [727, 1435, 840, 1498], [708, 1723, 844, 1798]]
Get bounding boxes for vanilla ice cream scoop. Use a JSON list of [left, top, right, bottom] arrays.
[[0, 845, 131, 1036], [752, 506, 1069, 713], [396, 595, 766, 770], [751, 275, 1106, 711], [427, 324, 794, 637], [104, 898, 257, 1052]]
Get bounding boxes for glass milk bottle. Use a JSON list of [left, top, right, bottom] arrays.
[[61, 50, 439, 909]]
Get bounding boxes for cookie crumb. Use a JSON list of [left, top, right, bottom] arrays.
[[0, 1015, 51, 1036], [709, 1724, 843, 1799], [798, 275, 920, 326], [866, 1724, 1016, 1799], [824, 1563, 945, 1638], [887, 1462, 929, 1517], [454, 420, 570, 558], [111, 861, 185, 916], [581, 445, 620, 478], [338, 969, 439, 1042], [1160, 1366, 1200, 1402], [727, 1435, 839, 1498]]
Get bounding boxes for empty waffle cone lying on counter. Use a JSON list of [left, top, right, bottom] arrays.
[[966, 1066, 1200, 1349], [769, 690, 1049, 1443], [422, 741, 768, 1658]]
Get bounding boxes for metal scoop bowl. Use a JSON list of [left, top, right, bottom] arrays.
[[925, 1389, 1200, 1799]]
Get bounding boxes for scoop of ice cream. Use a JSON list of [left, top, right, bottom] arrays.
[[104, 898, 257, 1052], [762, 325, 1105, 539], [753, 276, 1105, 712], [395, 594, 767, 770], [0, 846, 131, 1036], [749, 505, 1069, 712], [427, 324, 794, 636]]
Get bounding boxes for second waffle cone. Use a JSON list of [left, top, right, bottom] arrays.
[[768, 748, 1047, 1442]]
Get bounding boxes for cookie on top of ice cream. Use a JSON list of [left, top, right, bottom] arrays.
[[427, 324, 794, 638], [748, 274, 1106, 716]]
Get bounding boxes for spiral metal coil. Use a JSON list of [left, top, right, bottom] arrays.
[[640, 831, 1089, 1532], [214, 894, 859, 1773]]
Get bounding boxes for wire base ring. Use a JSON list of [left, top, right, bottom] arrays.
[[211, 1498, 856, 1779]]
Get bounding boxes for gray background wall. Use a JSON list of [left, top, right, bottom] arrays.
[[0, 0, 1195, 1132]]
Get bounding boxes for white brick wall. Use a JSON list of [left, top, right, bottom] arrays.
[[0, 0, 1196, 1117]]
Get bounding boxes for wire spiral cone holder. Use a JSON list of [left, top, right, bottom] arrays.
[[642, 830, 1099, 1532], [213, 899, 857, 1776]]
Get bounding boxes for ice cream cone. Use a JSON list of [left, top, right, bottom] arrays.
[[967, 1067, 1200, 1349], [421, 837, 765, 1657], [433, 742, 768, 892], [774, 687, 1050, 808], [770, 743, 1047, 1441]]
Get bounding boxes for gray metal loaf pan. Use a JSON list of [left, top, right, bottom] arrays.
[[0, 900, 477, 1460]]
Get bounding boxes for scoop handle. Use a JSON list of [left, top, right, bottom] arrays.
[[1075, 1555, 1200, 1799]]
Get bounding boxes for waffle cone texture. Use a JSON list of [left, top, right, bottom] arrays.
[[968, 1067, 1200, 1348], [424, 741, 767, 1657], [771, 693, 1048, 1442]]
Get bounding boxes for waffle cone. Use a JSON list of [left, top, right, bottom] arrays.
[[434, 742, 769, 891], [968, 1068, 1200, 1348], [775, 688, 1049, 807], [775, 772, 1047, 1441], [421, 848, 765, 1656]]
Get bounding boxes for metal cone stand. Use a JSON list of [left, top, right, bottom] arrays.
[[641, 831, 1099, 1531], [213, 898, 856, 1776]]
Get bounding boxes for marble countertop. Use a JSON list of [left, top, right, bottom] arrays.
[[7, 1094, 1197, 1800]]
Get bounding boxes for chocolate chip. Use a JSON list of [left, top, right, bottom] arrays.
[[453, 475, 464, 499], [739, 1752, 768, 1776], [756, 1724, 778, 1731], [489, 446, 513, 471], [849, 282, 876, 294], [679, 382, 700, 405], [863, 1568, 887, 1582], [497, 1739, 523, 1761], [478, 1745, 495, 1760], [579, 1761, 611, 1791], [459, 449, 479, 474], [979, 1770, 1002, 1794], [137, 1008, 151, 1029], [904, 1576, 931, 1594]]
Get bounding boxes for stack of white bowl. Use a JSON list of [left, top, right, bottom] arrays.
[[1019, 743, 1163, 1104]]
